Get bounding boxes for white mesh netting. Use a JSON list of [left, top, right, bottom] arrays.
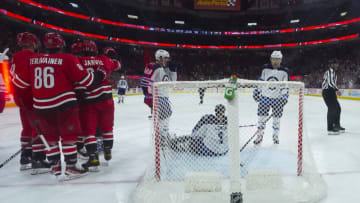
[[130, 79, 327, 203]]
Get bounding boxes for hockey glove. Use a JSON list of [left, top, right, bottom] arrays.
[[168, 61, 178, 72], [0, 48, 9, 63], [253, 89, 261, 102], [279, 93, 289, 105]]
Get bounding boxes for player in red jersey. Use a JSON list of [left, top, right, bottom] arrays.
[[102, 47, 122, 72], [76, 40, 119, 170], [9, 32, 51, 173], [17, 33, 106, 180]]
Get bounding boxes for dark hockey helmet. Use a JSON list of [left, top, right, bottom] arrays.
[[215, 104, 225, 116]]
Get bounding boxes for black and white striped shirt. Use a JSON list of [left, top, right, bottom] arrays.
[[322, 68, 338, 90]]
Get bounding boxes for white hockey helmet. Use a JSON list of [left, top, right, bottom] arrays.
[[155, 49, 170, 60], [270, 50, 283, 59], [121, 75, 125, 79]]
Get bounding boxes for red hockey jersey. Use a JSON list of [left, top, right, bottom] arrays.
[[77, 55, 115, 104], [10, 49, 36, 109], [17, 53, 94, 114]]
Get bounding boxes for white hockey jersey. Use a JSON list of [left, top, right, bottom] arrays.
[[192, 114, 228, 155], [143, 62, 177, 97], [259, 64, 289, 99], [117, 79, 128, 89]]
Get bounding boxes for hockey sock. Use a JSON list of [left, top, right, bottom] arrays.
[[62, 145, 77, 165], [272, 117, 280, 135], [258, 116, 267, 130], [45, 144, 61, 162], [103, 140, 113, 150], [77, 136, 84, 150]]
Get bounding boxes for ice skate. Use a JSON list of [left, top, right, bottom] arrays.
[[31, 160, 54, 175]]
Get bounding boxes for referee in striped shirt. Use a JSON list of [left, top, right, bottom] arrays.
[[322, 59, 345, 135]]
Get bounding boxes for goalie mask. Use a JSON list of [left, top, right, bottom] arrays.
[[215, 104, 225, 118]]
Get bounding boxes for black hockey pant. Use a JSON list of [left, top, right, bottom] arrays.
[[322, 89, 341, 130]]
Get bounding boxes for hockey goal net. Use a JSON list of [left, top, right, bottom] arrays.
[[131, 79, 327, 203]]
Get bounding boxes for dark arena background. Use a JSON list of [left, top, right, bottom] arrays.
[[0, 1, 360, 203]]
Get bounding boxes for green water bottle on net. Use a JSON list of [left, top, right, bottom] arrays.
[[224, 75, 238, 100]]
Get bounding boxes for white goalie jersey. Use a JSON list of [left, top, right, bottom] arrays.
[[191, 114, 228, 155]]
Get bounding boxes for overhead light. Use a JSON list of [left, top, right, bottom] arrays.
[[290, 19, 300, 24], [247, 22, 257, 26], [69, 2, 78, 8], [340, 12, 347, 17], [175, 20, 185, 25], [127, 14, 138, 19]]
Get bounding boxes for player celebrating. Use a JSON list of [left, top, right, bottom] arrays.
[[168, 104, 228, 156], [117, 75, 128, 103], [77, 40, 119, 170], [10, 32, 51, 173], [17, 33, 106, 179], [102, 47, 122, 72], [143, 49, 177, 137], [253, 50, 289, 145]]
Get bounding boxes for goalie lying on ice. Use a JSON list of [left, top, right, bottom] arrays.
[[166, 104, 229, 156]]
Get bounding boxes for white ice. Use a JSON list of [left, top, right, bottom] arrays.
[[0, 95, 359, 203]]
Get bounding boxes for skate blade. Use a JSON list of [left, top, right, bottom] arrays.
[[328, 132, 340, 135], [78, 154, 89, 161], [31, 168, 52, 175], [101, 161, 110, 167], [57, 172, 89, 181], [20, 164, 32, 171], [88, 166, 100, 172]]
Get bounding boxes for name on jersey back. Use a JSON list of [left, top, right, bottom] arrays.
[[30, 57, 63, 65]]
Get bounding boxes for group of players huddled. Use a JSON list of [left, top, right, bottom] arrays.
[[2, 30, 289, 180], [9, 32, 121, 180]]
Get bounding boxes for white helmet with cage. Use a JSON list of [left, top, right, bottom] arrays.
[[155, 49, 170, 60]]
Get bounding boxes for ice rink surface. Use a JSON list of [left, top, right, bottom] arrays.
[[0, 94, 360, 203]]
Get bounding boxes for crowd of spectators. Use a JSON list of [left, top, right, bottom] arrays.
[[1, 21, 359, 90]]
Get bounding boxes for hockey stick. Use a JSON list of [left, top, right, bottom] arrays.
[[239, 113, 273, 153], [239, 114, 273, 168], [239, 124, 256, 128], [0, 101, 49, 169], [0, 132, 43, 169]]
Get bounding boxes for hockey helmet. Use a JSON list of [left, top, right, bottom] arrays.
[[43, 32, 65, 49], [71, 41, 83, 54], [215, 104, 226, 116], [16, 32, 40, 48], [155, 49, 170, 60], [270, 50, 283, 59], [103, 47, 117, 57], [82, 40, 98, 53]]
